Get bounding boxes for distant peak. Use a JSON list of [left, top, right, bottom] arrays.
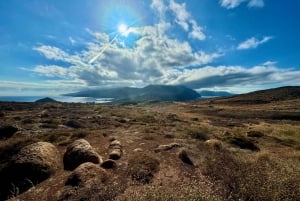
[[35, 97, 58, 103]]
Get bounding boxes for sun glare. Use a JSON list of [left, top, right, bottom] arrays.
[[118, 23, 128, 35]]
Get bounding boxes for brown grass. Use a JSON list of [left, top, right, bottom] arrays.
[[128, 153, 160, 184]]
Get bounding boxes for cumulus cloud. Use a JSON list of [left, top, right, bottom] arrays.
[[237, 36, 273, 50], [29, 19, 219, 88], [32, 65, 69, 78], [219, 0, 265, 9], [169, 0, 206, 40], [18, 0, 300, 95], [151, 0, 168, 18], [167, 65, 300, 92]]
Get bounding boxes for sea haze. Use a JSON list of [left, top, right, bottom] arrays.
[[0, 96, 113, 103]]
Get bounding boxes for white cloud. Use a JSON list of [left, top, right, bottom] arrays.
[[28, 20, 219, 88], [16, 0, 299, 95], [219, 0, 265, 9], [151, 0, 168, 19], [248, 0, 264, 8], [168, 0, 206, 40], [237, 36, 273, 50], [189, 20, 206, 41], [33, 65, 69, 78], [219, 0, 246, 9], [167, 64, 300, 93], [169, 0, 190, 31]]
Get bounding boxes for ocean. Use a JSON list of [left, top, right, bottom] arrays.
[[0, 96, 113, 103]]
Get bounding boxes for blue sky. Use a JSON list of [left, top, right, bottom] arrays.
[[0, 0, 300, 95]]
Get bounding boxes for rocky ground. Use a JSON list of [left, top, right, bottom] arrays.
[[0, 98, 299, 201]]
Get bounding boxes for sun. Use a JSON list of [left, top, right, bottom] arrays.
[[118, 23, 128, 35]]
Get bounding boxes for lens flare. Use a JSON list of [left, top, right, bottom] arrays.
[[118, 23, 128, 35]]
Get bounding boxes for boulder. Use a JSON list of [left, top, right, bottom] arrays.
[[108, 140, 122, 160], [101, 159, 117, 169], [178, 149, 194, 166], [109, 149, 122, 160], [109, 140, 122, 149], [65, 162, 108, 187], [63, 139, 102, 170], [59, 163, 117, 201], [0, 142, 61, 199], [0, 125, 18, 140]]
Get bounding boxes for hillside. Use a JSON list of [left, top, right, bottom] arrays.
[[0, 86, 299, 201], [65, 85, 201, 102], [212, 86, 300, 104]]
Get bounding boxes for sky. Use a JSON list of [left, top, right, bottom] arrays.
[[0, 0, 300, 96]]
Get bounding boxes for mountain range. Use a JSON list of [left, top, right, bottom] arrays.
[[65, 85, 201, 102]]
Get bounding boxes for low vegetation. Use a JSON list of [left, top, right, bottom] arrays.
[[0, 87, 300, 201]]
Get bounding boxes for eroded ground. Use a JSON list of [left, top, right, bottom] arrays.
[[0, 99, 299, 201]]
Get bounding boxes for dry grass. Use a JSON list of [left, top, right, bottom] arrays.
[[1, 99, 300, 201], [201, 150, 300, 201], [128, 153, 160, 184]]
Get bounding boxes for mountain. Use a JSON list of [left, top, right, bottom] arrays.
[[65, 85, 201, 102], [35, 97, 58, 103], [213, 86, 300, 104]]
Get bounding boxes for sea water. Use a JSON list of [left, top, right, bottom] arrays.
[[0, 96, 113, 103]]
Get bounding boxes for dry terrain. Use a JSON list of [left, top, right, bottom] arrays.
[[0, 95, 300, 201]]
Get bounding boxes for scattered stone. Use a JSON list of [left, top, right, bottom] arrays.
[[109, 149, 122, 160], [246, 130, 264, 138], [0, 142, 61, 199], [63, 139, 103, 170], [167, 113, 180, 121], [164, 133, 175, 138], [108, 140, 123, 160], [178, 149, 194, 166], [101, 159, 117, 169], [109, 140, 122, 149], [205, 139, 222, 151], [65, 162, 108, 187], [154, 143, 181, 152], [64, 120, 85, 129], [0, 111, 4, 117], [118, 118, 130, 123], [133, 148, 143, 152], [0, 125, 18, 140]]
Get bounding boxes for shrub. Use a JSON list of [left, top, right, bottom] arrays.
[[128, 153, 160, 184], [64, 120, 85, 129], [202, 151, 300, 201], [187, 127, 209, 141], [246, 130, 264, 138], [226, 136, 259, 151]]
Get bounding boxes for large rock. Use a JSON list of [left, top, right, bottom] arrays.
[[59, 163, 116, 201], [0, 142, 61, 200], [154, 143, 181, 152], [108, 140, 123, 160], [101, 159, 117, 169], [178, 149, 194, 166], [0, 125, 18, 140], [63, 139, 102, 170], [65, 162, 108, 187]]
